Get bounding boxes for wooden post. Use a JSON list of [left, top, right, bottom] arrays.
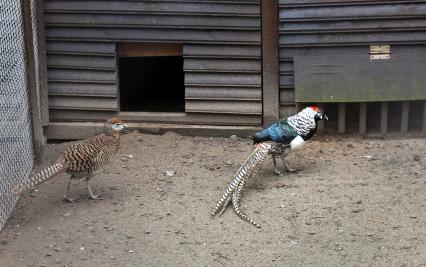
[[295, 103, 302, 112], [423, 100, 426, 135], [22, 0, 44, 161], [317, 103, 325, 133], [261, 0, 279, 126], [338, 103, 346, 134], [401, 101, 409, 134], [359, 103, 367, 135], [380, 102, 388, 136], [36, 0, 50, 126]]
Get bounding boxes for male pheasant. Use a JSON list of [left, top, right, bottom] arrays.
[[212, 106, 328, 227], [13, 118, 128, 202]]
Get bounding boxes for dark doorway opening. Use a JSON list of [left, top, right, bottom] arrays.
[[119, 55, 184, 112]]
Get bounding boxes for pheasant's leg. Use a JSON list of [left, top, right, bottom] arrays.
[[281, 156, 296, 172], [86, 179, 102, 200], [63, 177, 79, 203], [272, 155, 283, 176]]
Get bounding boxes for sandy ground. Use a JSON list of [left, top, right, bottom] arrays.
[[0, 131, 425, 266]]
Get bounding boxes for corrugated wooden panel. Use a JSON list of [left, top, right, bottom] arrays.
[[48, 82, 117, 97], [294, 54, 426, 102], [45, 0, 261, 124], [278, 0, 426, 114], [49, 96, 117, 110]]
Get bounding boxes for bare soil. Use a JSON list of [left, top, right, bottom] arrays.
[[1, 132, 425, 266]]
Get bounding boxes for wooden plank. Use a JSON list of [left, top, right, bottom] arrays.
[[380, 102, 388, 135], [185, 100, 262, 115], [118, 43, 182, 58], [23, 0, 45, 160], [261, 0, 279, 126], [48, 96, 118, 110], [423, 100, 426, 135], [317, 103, 324, 133], [47, 122, 261, 140], [294, 54, 426, 102], [49, 111, 261, 126], [338, 103, 346, 134], [295, 103, 302, 112], [37, 0, 50, 126], [359, 102, 367, 135], [401, 101, 409, 134]]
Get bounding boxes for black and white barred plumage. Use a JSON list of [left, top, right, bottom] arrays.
[[212, 107, 327, 228], [287, 107, 317, 136], [211, 142, 274, 228]]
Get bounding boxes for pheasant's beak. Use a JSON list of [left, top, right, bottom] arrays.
[[120, 124, 129, 134], [323, 114, 328, 121]]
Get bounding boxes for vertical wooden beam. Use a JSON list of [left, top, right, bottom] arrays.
[[36, 0, 50, 126], [380, 102, 388, 136], [22, 0, 44, 161], [295, 103, 302, 112], [401, 101, 409, 134], [261, 0, 279, 126], [359, 102, 367, 135], [338, 103, 346, 134], [317, 103, 325, 133], [423, 100, 426, 135]]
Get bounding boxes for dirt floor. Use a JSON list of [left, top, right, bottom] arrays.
[[0, 131, 425, 266]]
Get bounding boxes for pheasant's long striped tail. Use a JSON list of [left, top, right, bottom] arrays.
[[211, 142, 273, 216], [12, 162, 66, 196]]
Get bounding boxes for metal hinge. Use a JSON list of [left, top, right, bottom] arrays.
[[370, 45, 390, 60]]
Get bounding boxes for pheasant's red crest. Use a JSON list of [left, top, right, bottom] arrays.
[[308, 106, 319, 112]]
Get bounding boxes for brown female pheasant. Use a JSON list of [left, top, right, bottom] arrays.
[[13, 118, 128, 202]]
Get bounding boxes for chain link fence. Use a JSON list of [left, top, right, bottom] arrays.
[[0, 0, 37, 229]]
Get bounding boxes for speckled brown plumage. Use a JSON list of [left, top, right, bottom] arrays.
[[12, 118, 127, 201]]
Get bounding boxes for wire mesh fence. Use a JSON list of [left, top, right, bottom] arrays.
[[0, 0, 36, 229]]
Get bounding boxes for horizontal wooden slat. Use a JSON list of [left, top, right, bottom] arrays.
[[46, 121, 261, 140], [279, 74, 294, 88], [186, 100, 261, 114], [49, 95, 117, 110], [47, 54, 116, 69], [45, 13, 260, 29], [46, 41, 115, 54], [45, 1, 259, 15], [48, 82, 117, 96], [185, 72, 261, 86], [279, 3, 426, 19], [184, 44, 260, 58], [280, 19, 426, 33], [279, 32, 426, 46], [184, 58, 260, 71], [47, 68, 116, 81], [186, 86, 261, 100], [49, 110, 261, 126], [118, 43, 182, 57], [46, 27, 260, 44]]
